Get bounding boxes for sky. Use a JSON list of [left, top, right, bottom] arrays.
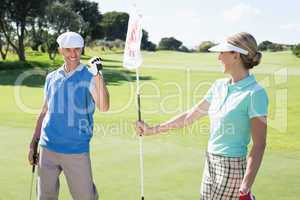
[[94, 0, 300, 48]]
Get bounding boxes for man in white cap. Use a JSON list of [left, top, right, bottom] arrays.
[[28, 31, 109, 200]]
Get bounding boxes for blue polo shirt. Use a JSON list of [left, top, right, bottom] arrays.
[[40, 64, 96, 154], [204, 74, 268, 157]]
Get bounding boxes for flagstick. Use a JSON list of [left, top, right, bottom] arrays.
[[136, 69, 142, 122], [136, 67, 144, 200]]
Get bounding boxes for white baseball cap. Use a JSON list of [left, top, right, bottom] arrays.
[[56, 32, 84, 48], [209, 41, 249, 55]]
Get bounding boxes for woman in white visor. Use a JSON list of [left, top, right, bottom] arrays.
[[136, 32, 268, 200]]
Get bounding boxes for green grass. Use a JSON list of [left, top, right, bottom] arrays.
[[0, 49, 299, 199]]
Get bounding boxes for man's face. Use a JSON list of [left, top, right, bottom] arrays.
[[59, 47, 82, 64]]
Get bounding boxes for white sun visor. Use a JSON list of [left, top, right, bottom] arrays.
[[209, 42, 249, 55]]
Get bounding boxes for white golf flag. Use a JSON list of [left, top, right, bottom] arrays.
[[123, 6, 143, 69]]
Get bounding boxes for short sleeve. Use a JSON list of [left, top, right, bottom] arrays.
[[203, 82, 215, 103], [248, 87, 269, 119]]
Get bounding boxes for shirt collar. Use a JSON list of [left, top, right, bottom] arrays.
[[227, 74, 256, 90], [57, 63, 85, 76]]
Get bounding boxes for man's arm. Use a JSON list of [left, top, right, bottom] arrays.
[[28, 101, 48, 164], [30, 101, 48, 143], [91, 74, 110, 112]]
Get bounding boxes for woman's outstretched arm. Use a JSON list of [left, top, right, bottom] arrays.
[[136, 99, 210, 136]]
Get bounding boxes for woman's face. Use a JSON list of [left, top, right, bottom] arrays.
[[218, 51, 238, 73]]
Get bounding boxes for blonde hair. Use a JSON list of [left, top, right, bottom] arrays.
[[226, 32, 262, 69]]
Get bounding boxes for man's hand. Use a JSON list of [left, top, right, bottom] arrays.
[[87, 57, 103, 76], [28, 138, 39, 166]]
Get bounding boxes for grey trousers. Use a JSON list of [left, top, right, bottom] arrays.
[[37, 147, 99, 200]]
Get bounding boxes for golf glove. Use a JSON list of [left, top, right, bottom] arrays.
[[239, 191, 256, 200], [88, 57, 103, 76]]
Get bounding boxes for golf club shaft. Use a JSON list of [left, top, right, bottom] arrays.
[[29, 138, 39, 200], [29, 152, 37, 200], [29, 172, 34, 200]]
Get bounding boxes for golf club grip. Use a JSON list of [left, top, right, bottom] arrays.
[[141, 197, 144, 200], [137, 94, 141, 121], [32, 164, 36, 173]]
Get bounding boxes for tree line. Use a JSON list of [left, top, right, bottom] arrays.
[[0, 0, 157, 61], [1, 0, 299, 61]]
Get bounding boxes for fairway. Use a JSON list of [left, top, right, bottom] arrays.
[[0, 50, 299, 199]]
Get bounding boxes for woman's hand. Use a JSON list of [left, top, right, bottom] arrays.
[[135, 121, 156, 136], [239, 190, 256, 200], [239, 183, 250, 195], [239, 171, 254, 200]]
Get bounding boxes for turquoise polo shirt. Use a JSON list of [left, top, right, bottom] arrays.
[[204, 74, 268, 157], [40, 64, 96, 154]]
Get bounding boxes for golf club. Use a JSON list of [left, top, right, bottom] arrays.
[[29, 138, 39, 200]]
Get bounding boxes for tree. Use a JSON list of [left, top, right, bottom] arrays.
[[141, 30, 156, 51], [100, 11, 129, 41], [198, 41, 215, 52], [0, 0, 48, 61], [258, 40, 291, 52], [258, 40, 273, 51], [43, 1, 82, 60], [144, 41, 156, 51], [28, 0, 102, 55], [178, 45, 190, 53], [158, 37, 182, 51], [46, 2, 81, 34], [292, 44, 300, 58], [70, 0, 102, 54], [29, 18, 47, 51], [46, 34, 59, 60], [0, 30, 10, 60]]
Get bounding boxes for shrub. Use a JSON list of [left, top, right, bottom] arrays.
[[292, 44, 300, 58]]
